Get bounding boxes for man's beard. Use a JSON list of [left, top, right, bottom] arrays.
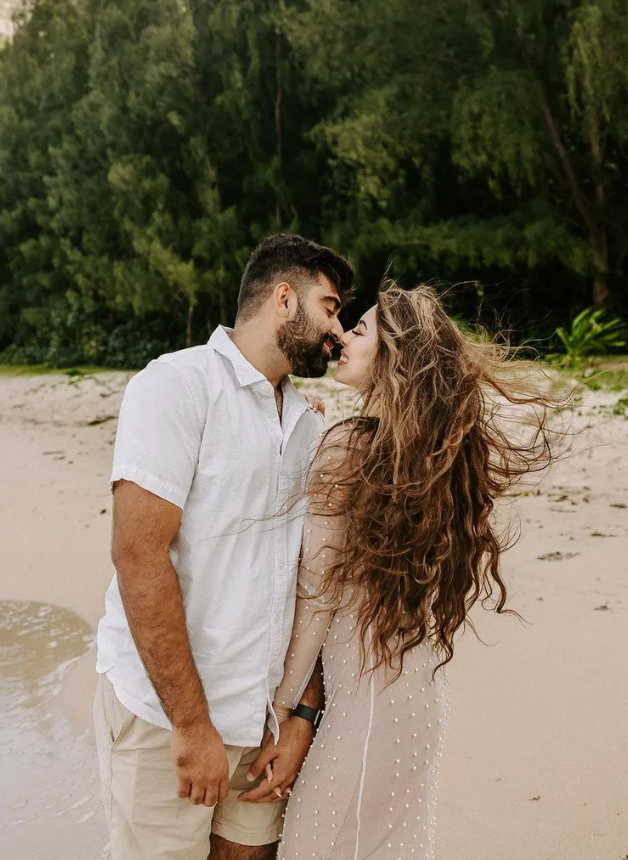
[[276, 302, 332, 378]]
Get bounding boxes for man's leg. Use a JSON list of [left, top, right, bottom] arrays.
[[208, 834, 277, 860], [209, 746, 286, 860], [94, 674, 217, 860]]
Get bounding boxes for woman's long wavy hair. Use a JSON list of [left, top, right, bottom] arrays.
[[309, 283, 568, 677]]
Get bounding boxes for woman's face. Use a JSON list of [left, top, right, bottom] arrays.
[[334, 305, 379, 391]]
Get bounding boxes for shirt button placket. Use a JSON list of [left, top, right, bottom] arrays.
[[272, 468, 287, 647]]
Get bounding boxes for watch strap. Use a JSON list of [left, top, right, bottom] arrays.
[[292, 703, 322, 728]]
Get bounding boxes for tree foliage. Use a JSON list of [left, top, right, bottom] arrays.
[[0, 0, 627, 366]]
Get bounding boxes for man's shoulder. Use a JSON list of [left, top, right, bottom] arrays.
[[125, 345, 218, 420], [302, 404, 326, 434], [149, 343, 222, 394], [294, 404, 326, 454], [154, 343, 215, 374]]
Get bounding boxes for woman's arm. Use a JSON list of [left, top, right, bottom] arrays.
[[273, 597, 332, 714], [239, 433, 348, 803], [273, 440, 347, 712]]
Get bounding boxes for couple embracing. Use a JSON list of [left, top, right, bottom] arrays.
[[95, 233, 554, 860]]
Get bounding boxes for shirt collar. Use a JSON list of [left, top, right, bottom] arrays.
[[207, 327, 314, 424], [208, 326, 268, 387]]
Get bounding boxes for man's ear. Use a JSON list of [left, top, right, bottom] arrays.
[[273, 282, 298, 319]]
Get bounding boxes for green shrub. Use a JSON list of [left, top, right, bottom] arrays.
[[0, 296, 177, 370], [555, 308, 627, 365], [104, 319, 175, 369], [0, 343, 47, 365]]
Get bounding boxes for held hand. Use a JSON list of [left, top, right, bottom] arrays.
[[273, 705, 293, 725], [305, 395, 326, 417], [171, 720, 230, 807], [237, 715, 314, 803]]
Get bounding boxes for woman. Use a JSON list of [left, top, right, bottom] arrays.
[[272, 284, 560, 860]]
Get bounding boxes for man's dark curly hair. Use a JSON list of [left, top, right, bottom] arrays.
[[236, 234, 354, 322]]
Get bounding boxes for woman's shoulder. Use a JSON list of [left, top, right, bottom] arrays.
[[315, 417, 378, 471], [320, 419, 353, 447], [321, 416, 378, 444]]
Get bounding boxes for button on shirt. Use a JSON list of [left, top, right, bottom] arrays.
[[96, 326, 324, 746]]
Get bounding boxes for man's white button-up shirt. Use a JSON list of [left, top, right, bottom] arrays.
[[96, 326, 324, 746]]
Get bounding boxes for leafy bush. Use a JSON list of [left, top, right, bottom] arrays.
[[0, 343, 47, 365], [0, 296, 176, 370], [555, 308, 627, 364], [103, 319, 175, 369]]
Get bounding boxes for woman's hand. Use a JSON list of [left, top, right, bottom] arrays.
[[237, 710, 313, 804], [273, 704, 293, 725], [305, 394, 326, 416]]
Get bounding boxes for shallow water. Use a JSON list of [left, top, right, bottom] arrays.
[[0, 600, 108, 859]]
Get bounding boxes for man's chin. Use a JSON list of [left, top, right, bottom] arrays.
[[292, 361, 328, 380]]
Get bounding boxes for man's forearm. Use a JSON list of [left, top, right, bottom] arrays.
[[116, 553, 209, 730], [298, 655, 325, 711]]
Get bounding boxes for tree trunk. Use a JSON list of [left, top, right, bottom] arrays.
[[274, 24, 283, 226], [520, 275, 534, 317], [186, 298, 195, 348], [219, 290, 228, 327], [591, 228, 609, 309], [592, 273, 609, 309], [537, 86, 611, 310]]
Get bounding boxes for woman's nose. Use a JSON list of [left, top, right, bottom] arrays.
[[339, 331, 349, 347]]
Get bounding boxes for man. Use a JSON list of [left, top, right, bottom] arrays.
[[94, 234, 354, 860]]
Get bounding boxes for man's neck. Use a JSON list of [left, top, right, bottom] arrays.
[[230, 322, 290, 391]]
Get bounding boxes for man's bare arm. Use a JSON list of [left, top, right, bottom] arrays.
[[299, 654, 325, 710], [111, 479, 229, 806], [112, 479, 204, 725]]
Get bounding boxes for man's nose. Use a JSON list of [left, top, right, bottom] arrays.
[[331, 316, 344, 341]]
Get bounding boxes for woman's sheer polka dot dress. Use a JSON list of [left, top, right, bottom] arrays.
[[274, 490, 449, 860]]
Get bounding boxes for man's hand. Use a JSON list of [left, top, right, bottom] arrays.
[[237, 716, 314, 803], [171, 721, 230, 807]]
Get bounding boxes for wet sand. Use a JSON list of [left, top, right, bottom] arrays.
[[0, 377, 122, 859], [1, 369, 627, 860], [0, 600, 106, 860]]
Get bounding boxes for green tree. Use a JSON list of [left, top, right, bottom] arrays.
[[48, 0, 244, 349], [0, 0, 89, 353], [288, 0, 628, 317], [1, 0, 627, 366], [449, 0, 628, 309]]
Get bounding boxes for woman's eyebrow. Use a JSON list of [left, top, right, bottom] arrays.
[[357, 319, 367, 330]]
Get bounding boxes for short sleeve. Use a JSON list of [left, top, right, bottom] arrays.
[[110, 360, 203, 509]]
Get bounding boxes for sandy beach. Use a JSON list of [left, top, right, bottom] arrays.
[[1, 368, 627, 860]]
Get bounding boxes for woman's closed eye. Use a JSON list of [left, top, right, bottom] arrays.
[[351, 328, 362, 336]]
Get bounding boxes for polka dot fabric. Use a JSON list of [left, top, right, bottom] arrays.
[[273, 485, 449, 859]]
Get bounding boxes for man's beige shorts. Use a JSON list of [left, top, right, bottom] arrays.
[[94, 675, 286, 860]]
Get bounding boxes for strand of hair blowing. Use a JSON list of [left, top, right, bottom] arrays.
[[309, 284, 568, 678]]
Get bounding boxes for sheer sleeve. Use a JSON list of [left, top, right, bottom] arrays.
[[273, 453, 346, 711]]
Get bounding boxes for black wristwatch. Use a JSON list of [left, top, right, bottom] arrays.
[[292, 703, 323, 730]]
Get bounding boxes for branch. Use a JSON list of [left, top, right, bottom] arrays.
[[537, 84, 597, 239], [487, 3, 599, 242]]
